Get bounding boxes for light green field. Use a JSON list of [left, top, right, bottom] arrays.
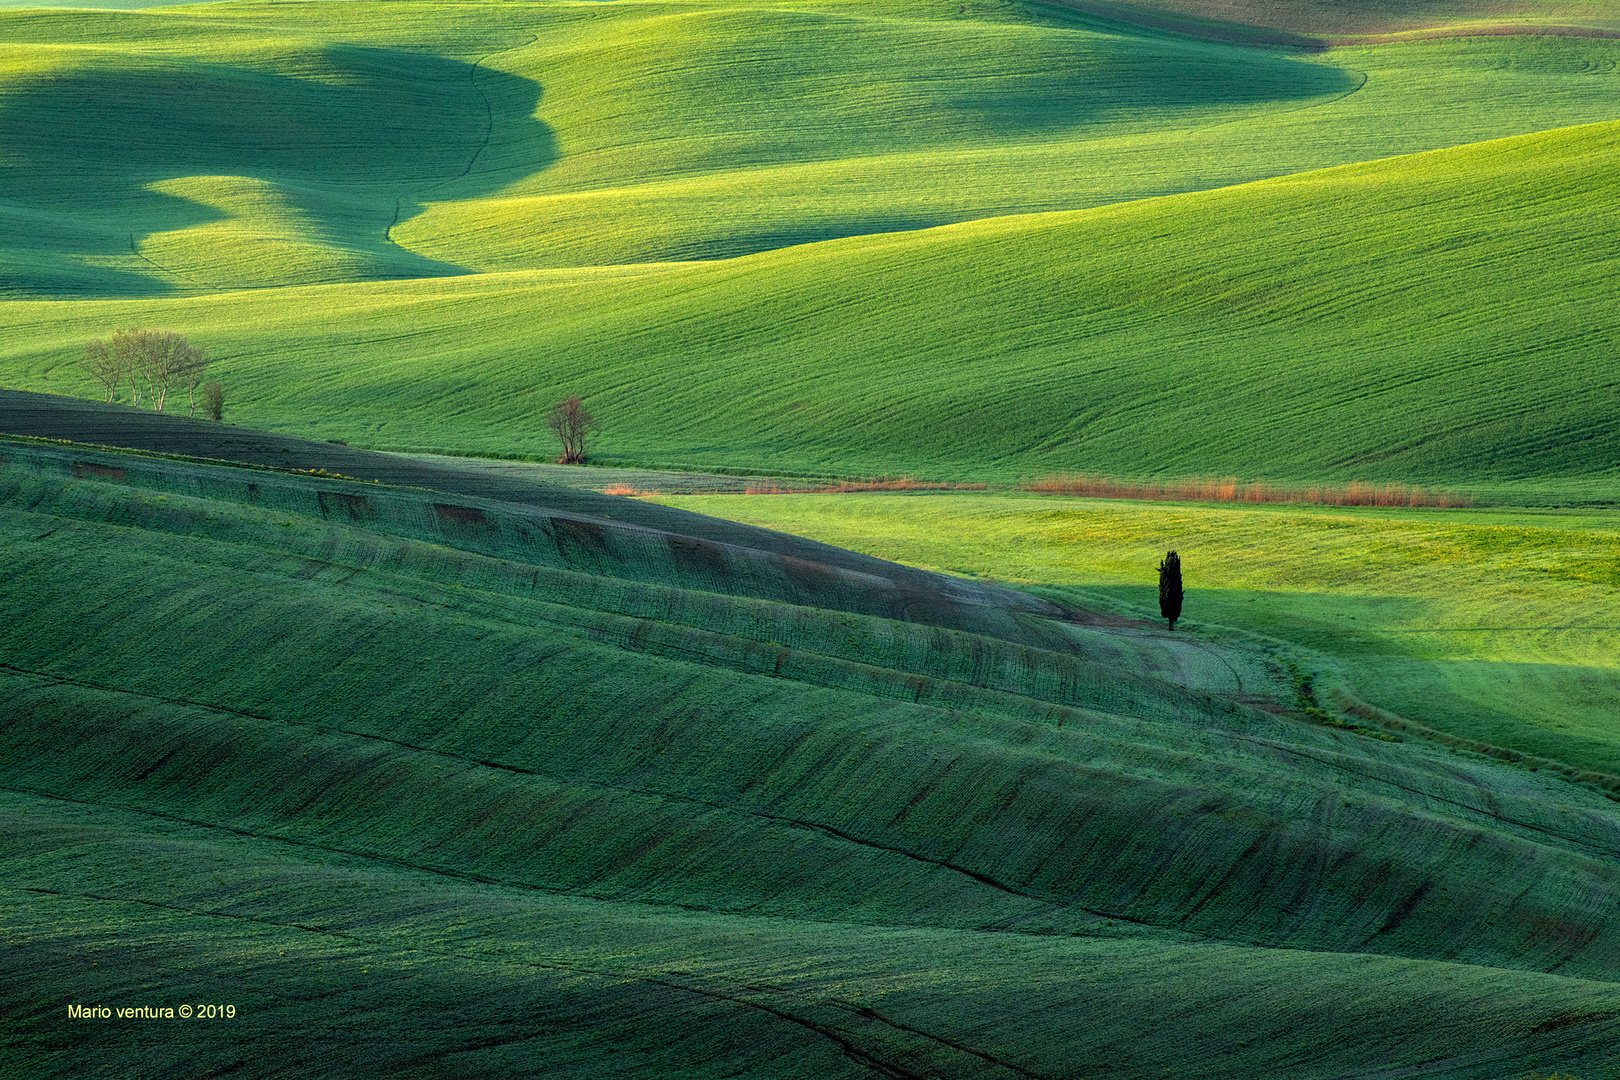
[[0, 1, 1617, 494], [1, 118, 1618, 492], [7, 432, 1620, 1076], [649, 489, 1620, 774]]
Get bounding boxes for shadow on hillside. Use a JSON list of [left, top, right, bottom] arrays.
[[942, 31, 1361, 135], [0, 43, 553, 296]]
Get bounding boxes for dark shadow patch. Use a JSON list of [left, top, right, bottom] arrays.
[[1523, 912, 1603, 962], [667, 535, 728, 575], [318, 490, 374, 522], [71, 462, 127, 481], [434, 503, 487, 526], [1377, 880, 1433, 935], [779, 555, 839, 592], [1529, 1009, 1616, 1036], [0, 42, 555, 297], [550, 516, 608, 555]]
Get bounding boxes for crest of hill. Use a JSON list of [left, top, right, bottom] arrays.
[[0, 388, 1057, 632]]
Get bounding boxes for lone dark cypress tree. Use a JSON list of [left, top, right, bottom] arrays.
[[1158, 550, 1183, 630]]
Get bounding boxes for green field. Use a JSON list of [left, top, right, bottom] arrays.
[[4, 0, 1620, 1072], [0, 0, 1617, 491], [650, 490, 1620, 773], [7, 425, 1620, 1076]]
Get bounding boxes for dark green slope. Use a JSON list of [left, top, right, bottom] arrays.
[[5, 413, 1620, 1076], [0, 388, 1053, 625]]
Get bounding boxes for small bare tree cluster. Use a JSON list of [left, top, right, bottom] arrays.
[[82, 339, 121, 402], [546, 395, 599, 464], [82, 329, 211, 415], [201, 381, 226, 422]]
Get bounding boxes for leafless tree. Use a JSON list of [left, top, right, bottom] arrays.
[[181, 347, 212, 417], [111, 329, 208, 414], [81, 338, 121, 402], [202, 381, 226, 422], [546, 395, 599, 464]]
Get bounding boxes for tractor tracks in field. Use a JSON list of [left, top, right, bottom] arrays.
[[0, 663, 1101, 920], [127, 231, 227, 296], [1220, 727, 1620, 861], [10, 877, 1048, 1079], [384, 31, 540, 253], [0, 660, 1139, 934], [9, 654, 1620, 951]]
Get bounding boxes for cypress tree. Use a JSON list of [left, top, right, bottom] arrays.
[[1158, 550, 1183, 630]]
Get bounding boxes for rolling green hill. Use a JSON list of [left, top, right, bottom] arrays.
[[6, 412, 1620, 1076], [651, 487, 1620, 778], [4, 1, 1620, 286], [1051, 0, 1620, 42], [2, 117, 1617, 491], [4, 0, 1620, 1068], [0, 2, 1616, 490], [0, 1, 1614, 494]]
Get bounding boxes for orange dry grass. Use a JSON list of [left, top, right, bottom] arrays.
[[1026, 474, 1472, 508], [745, 476, 988, 495]]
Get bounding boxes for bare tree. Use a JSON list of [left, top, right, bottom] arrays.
[[111, 329, 207, 414], [181, 345, 211, 417], [115, 333, 140, 407], [81, 338, 121, 402], [1158, 550, 1183, 631], [201, 381, 226, 422], [546, 395, 599, 464]]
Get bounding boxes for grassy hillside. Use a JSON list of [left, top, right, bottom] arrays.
[[651, 490, 1620, 777], [0, 1, 1616, 492], [7, 423, 1620, 1076], [2, 118, 1616, 491], [5, 1, 1620, 286], [5, 0, 1619, 1071]]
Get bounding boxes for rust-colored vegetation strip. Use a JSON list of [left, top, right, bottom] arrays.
[[747, 477, 989, 495], [1025, 473, 1474, 508], [603, 477, 989, 497]]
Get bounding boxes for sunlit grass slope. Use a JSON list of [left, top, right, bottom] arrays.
[[1056, 0, 1620, 40], [0, 6, 545, 293], [4, 119, 1617, 491], [3, 1, 1620, 289], [652, 490, 1620, 777], [7, 433, 1620, 1076], [402, 24, 1620, 269]]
